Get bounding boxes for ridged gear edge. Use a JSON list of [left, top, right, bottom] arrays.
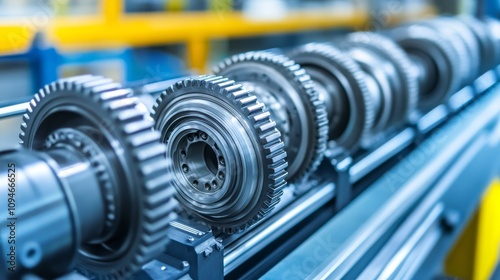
[[43, 129, 117, 232], [390, 25, 461, 110], [459, 15, 496, 73], [290, 42, 375, 150], [346, 32, 419, 124], [213, 51, 329, 183], [20, 75, 176, 279], [414, 21, 471, 86], [483, 17, 500, 67], [433, 17, 481, 82], [151, 75, 288, 234]]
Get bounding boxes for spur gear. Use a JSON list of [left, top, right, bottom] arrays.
[[289, 42, 375, 151], [390, 24, 461, 111], [214, 51, 328, 183], [414, 19, 476, 86], [0, 75, 177, 279], [43, 128, 117, 237], [430, 17, 481, 84], [483, 17, 500, 67], [345, 32, 418, 129], [151, 75, 288, 233], [459, 15, 497, 74]]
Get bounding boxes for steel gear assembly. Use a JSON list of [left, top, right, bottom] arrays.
[[458, 15, 497, 74], [1, 11, 500, 280], [344, 32, 418, 132], [389, 24, 461, 111], [289, 42, 374, 150], [425, 17, 482, 85], [483, 17, 500, 67], [151, 75, 288, 233], [213, 51, 329, 183], [0, 75, 176, 279]]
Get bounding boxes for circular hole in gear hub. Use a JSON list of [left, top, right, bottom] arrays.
[[180, 133, 224, 193], [186, 141, 218, 176]]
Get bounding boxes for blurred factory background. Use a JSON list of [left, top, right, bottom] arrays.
[[0, 0, 493, 149], [1, 2, 500, 279]]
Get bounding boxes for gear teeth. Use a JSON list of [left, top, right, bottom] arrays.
[[245, 102, 266, 115], [265, 141, 285, 154], [152, 75, 287, 234], [238, 95, 258, 106], [108, 97, 138, 111], [260, 130, 282, 143], [346, 32, 418, 126], [459, 15, 497, 73], [258, 120, 278, 132], [390, 24, 461, 110], [214, 51, 328, 183], [122, 119, 155, 134], [290, 42, 374, 151], [21, 75, 176, 279], [116, 108, 146, 123], [433, 17, 481, 82], [100, 88, 132, 101], [128, 130, 163, 147]]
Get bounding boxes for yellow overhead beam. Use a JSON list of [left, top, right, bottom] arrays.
[[0, 24, 35, 54], [0, 0, 435, 70], [46, 10, 371, 71], [47, 11, 368, 49], [102, 0, 122, 23]]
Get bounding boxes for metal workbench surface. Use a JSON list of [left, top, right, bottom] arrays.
[[263, 82, 500, 280]]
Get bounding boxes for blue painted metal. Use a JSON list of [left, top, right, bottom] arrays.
[[0, 33, 59, 93], [485, 0, 500, 18], [263, 81, 500, 280]]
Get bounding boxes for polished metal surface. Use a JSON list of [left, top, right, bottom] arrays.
[[290, 43, 374, 151], [264, 82, 500, 280], [1, 75, 175, 279], [152, 76, 287, 233], [3, 14, 500, 280], [349, 128, 415, 184], [214, 51, 329, 183], [0, 101, 29, 118], [390, 24, 461, 111], [224, 183, 335, 274], [346, 32, 418, 129]]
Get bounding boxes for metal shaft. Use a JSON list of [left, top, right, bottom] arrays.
[[0, 148, 102, 278], [408, 53, 438, 99]]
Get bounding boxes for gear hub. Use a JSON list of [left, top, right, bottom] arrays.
[[214, 51, 329, 183], [389, 24, 461, 111], [289, 42, 375, 151], [151, 76, 288, 233], [0, 75, 176, 279]]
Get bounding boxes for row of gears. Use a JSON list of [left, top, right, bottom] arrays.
[[1, 15, 499, 279], [158, 15, 500, 234]]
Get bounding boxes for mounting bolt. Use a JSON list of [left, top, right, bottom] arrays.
[[204, 247, 213, 257], [182, 261, 189, 268], [187, 236, 195, 242]]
